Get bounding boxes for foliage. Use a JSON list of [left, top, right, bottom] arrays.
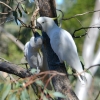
[[0, 71, 67, 100]]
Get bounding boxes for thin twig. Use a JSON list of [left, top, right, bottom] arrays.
[[0, 12, 9, 15], [95, 91, 100, 100], [73, 64, 100, 77], [62, 9, 100, 20], [0, 21, 5, 26], [0, 1, 12, 10], [56, 9, 64, 27], [44, 74, 56, 89], [18, 71, 66, 89], [72, 26, 100, 38], [0, 57, 11, 63], [31, 8, 39, 33], [75, 17, 87, 34], [86, 64, 100, 71], [0, 18, 14, 26], [0, 17, 7, 19]]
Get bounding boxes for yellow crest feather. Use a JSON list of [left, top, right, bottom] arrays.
[[52, 15, 60, 20]]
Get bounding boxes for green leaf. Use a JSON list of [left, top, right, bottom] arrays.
[[35, 79, 44, 86], [86, 69, 93, 76], [0, 83, 4, 90], [13, 11, 18, 25], [20, 89, 30, 100], [0, 83, 11, 100], [79, 56, 85, 70], [7, 93, 18, 100], [42, 96, 48, 100], [79, 56, 85, 65], [15, 82, 23, 88], [30, 68, 37, 74], [18, 8, 22, 17], [28, 85, 38, 100], [53, 92, 66, 98], [21, 4, 28, 14], [67, 66, 73, 74]]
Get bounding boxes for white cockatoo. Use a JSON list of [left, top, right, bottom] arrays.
[[35, 17, 86, 84], [24, 33, 43, 73]]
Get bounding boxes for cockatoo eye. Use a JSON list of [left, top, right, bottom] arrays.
[[35, 22, 42, 30], [42, 22, 45, 24]]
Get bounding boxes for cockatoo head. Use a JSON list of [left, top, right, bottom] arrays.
[[35, 17, 56, 32]]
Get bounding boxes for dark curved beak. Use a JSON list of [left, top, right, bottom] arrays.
[[35, 22, 42, 30]]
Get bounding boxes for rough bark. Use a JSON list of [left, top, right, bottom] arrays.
[[37, 0, 79, 100], [0, 61, 30, 78]]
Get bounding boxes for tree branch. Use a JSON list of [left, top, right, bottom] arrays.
[[0, 1, 12, 10], [0, 26, 24, 51], [72, 26, 100, 38], [95, 91, 100, 100], [0, 61, 30, 78], [62, 9, 100, 20]]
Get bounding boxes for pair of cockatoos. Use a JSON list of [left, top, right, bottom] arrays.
[[24, 17, 86, 84]]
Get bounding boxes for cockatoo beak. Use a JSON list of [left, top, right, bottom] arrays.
[[35, 22, 42, 30]]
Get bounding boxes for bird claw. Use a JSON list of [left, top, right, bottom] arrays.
[[36, 67, 40, 74], [26, 67, 40, 74], [78, 74, 87, 85]]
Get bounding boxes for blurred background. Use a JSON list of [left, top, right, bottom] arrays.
[[0, 0, 100, 100]]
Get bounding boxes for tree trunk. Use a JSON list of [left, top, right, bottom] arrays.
[[75, 0, 100, 100]]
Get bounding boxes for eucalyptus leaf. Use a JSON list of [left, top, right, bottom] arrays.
[[28, 85, 38, 100], [86, 69, 93, 77], [35, 79, 44, 86], [21, 4, 28, 14], [13, 11, 18, 25], [79, 56, 85, 65], [30, 68, 37, 74], [18, 8, 22, 17], [0, 83, 11, 100], [20, 89, 30, 100], [53, 92, 66, 98], [67, 67, 73, 74], [7, 93, 17, 100]]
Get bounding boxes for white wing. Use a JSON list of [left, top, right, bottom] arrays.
[[50, 28, 83, 72], [24, 36, 43, 69], [24, 42, 29, 61], [50, 28, 86, 84]]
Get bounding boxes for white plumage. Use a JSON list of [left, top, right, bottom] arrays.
[[24, 35, 43, 73], [36, 17, 86, 84]]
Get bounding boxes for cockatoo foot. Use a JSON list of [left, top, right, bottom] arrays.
[[36, 67, 40, 74], [78, 74, 87, 85], [27, 67, 40, 74]]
